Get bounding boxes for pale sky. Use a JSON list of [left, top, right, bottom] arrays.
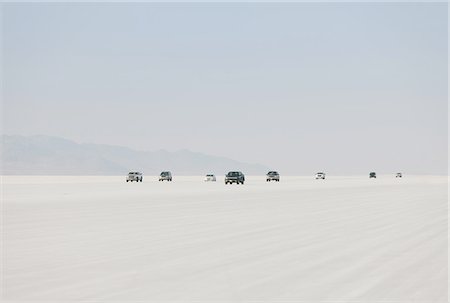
[[1, 2, 448, 174]]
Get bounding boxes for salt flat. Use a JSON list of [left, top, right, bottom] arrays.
[[1, 175, 447, 302]]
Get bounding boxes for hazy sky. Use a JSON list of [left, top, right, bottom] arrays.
[[1, 3, 448, 174]]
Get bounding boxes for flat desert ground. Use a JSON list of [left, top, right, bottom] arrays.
[[2, 175, 448, 302]]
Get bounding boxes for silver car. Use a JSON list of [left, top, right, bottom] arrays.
[[127, 172, 143, 182], [159, 171, 172, 181], [266, 171, 280, 182]]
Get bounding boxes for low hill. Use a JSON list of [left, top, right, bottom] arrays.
[[1, 135, 269, 175]]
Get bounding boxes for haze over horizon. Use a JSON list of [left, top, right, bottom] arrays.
[[1, 2, 447, 175]]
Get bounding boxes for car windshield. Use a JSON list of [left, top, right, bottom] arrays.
[[161, 172, 168, 176], [268, 171, 278, 175], [227, 172, 239, 177]]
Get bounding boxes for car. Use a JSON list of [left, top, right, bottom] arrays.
[[369, 172, 377, 178], [266, 171, 280, 182], [315, 172, 326, 179], [396, 173, 402, 178], [126, 172, 143, 182], [204, 174, 216, 182], [159, 171, 172, 181], [225, 171, 245, 184]]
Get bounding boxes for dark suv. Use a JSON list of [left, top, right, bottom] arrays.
[[225, 171, 245, 184]]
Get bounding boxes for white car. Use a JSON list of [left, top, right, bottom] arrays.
[[126, 172, 143, 182], [204, 174, 216, 182], [315, 172, 325, 179]]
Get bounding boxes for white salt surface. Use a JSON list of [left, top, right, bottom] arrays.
[[2, 175, 447, 302]]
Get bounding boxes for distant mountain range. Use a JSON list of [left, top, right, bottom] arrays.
[[1, 135, 269, 175]]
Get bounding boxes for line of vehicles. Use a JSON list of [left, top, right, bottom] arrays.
[[126, 171, 403, 183]]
